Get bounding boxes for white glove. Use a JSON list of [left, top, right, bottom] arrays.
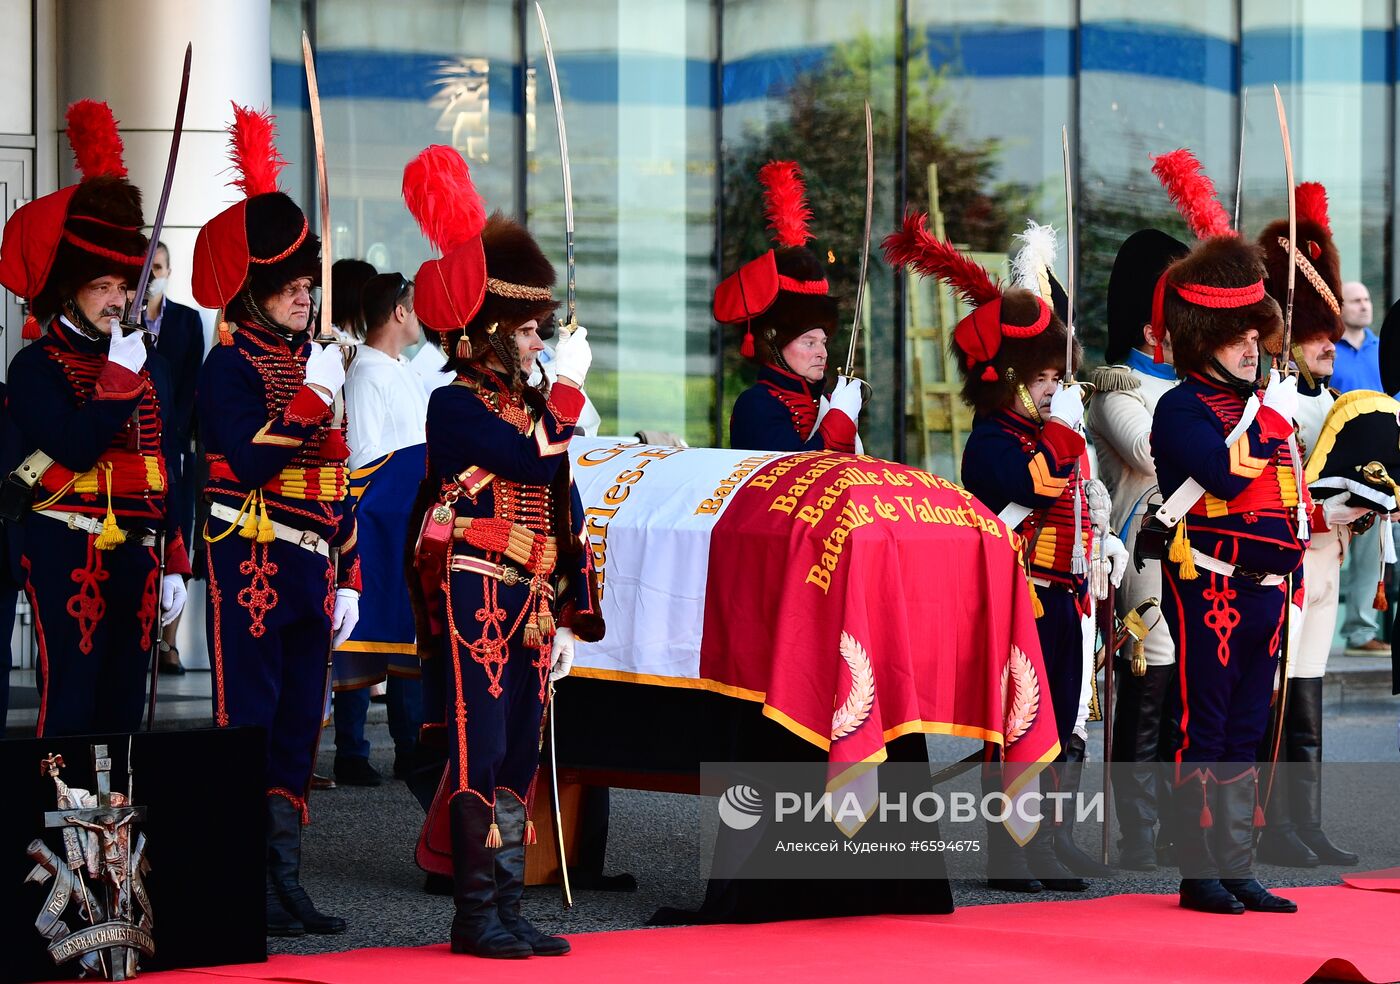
[[1048, 382, 1084, 431], [1323, 499, 1372, 529], [552, 325, 592, 386], [107, 325, 148, 375], [1103, 533, 1129, 588], [549, 627, 576, 682], [1261, 369, 1299, 423], [159, 574, 187, 627], [303, 343, 346, 404], [331, 588, 360, 648], [828, 376, 864, 423]]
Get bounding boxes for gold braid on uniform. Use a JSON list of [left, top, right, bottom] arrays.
[[486, 278, 554, 301]]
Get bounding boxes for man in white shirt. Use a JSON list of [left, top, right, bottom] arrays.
[[332, 273, 429, 786]]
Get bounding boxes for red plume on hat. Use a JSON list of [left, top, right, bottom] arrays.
[[1150, 149, 1234, 241], [759, 160, 813, 248], [1296, 181, 1331, 236], [0, 99, 145, 336], [65, 100, 128, 180], [227, 105, 286, 198], [402, 145, 489, 334], [883, 210, 1063, 411]]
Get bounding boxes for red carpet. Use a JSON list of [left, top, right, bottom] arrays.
[[1344, 867, 1400, 893], [99, 886, 1400, 984]]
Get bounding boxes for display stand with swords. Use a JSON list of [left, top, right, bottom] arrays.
[[134, 43, 192, 732], [536, 0, 575, 910]]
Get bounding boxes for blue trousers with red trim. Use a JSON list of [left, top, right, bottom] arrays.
[[1035, 584, 1084, 757], [431, 566, 550, 804], [1163, 562, 1286, 768], [206, 534, 333, 799], [24, 518, 160, 737]]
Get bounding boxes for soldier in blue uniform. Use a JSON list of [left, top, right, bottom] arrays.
[[882, 214, 1117, 892], [0, 100, 190, 737], [190, 106, 360, 937], [1147, 149, 1304, 915], [403, 145, 603, 959], [720, 161, 863, 452]]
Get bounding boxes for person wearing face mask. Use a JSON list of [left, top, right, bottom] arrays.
[[721, 161, 862, 453], [883, 214, 1111, 896], [0, 100, 190, 737], [331, 272, 427, 787], [143, 240, 206, 675], [1147, 148, 1305, 916], [191, 106, 360, 939], [1252, 183, 1362, 869], [401, 146, 603, 959]]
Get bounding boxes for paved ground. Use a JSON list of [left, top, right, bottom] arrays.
[[7, 664, 1398, 959]]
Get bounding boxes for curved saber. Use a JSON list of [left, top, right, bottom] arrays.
[[547, 684, 573, 909], [1061, 124, 1075, 373], [1274, 84, 1297, 365], [844, 100, 874, 377], [124, 43, 192, 336], [535, 3, 576, 332], [1233, 86, 1248, 231], [303, 32, 337, 346]]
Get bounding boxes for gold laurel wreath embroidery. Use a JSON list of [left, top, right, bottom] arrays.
[[831, 631, 876, 740], [1001, 645, 1040, 746]]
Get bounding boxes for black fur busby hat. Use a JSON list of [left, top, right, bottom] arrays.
[[1256, 182, 1343, 347], [1151, 149, 1283, 380], [714, 161, 838, 363]]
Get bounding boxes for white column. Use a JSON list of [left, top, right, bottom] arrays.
[[59, 1, 273, 671], [58, 0, 271, 311]]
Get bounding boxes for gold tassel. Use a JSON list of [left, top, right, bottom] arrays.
[[523, 819, 537, 846], [217, 319, 234, 346], [256, 492, 276, 544], [1028, 579, 1045, 619], [1131, 639, 1147, 677], [1374, 579, 1389, 612], [523, 621, 542, 649], [485, 822, 503, 848], [1169, 521, 1198, 580], [93, 465, 126, 550]]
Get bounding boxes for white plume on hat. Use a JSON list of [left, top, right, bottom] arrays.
[[1011, 219, 1058, 303]]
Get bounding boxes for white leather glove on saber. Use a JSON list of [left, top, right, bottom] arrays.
[[550, 627, 576, 682], [331, 588, 360, 648], [1262, 368, 1299, 423], [159, 574, 187, 627], [828, 376, 864, 424], [1048, 381, 1084, 431], [1103, 533, 1129, 588], [107, 324, 148, 375], [552, 325, 593, 387], [304, 343, 347, 404]]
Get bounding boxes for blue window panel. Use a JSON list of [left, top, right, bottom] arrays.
[[1080, 22, 1235, 92]]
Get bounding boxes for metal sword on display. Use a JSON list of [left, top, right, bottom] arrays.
[[1233, 86, 1247, 232], [121, 43, 192, 338], [303, 32, 338, 348], [535, 2, 575, 909], [843, 100, 875, 379], [535, 2, 577, 337], [1061, 125, 1089, 577]]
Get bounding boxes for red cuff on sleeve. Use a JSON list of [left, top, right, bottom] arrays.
[[337, 555, 363, 592], [286, 386, 333, 426], [818, 410, 857, 452], [1309, 501, 1329, 532], [547, 384, 586, 426], [95, 362, 144, 400], [1255, 406, 1294, 442], [1041, 419, 1086, 466], [164, 531, 193, 577]]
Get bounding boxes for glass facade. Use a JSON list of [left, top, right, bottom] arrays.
[[274, 0, 1399, 474]]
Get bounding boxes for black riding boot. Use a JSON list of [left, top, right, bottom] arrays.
[[265, 872, 304, 937], [1024, 762, 1087, 892], [1112, 663, 1174, 870], [1255, 684, 1319, 867], [493, 795, 570, 956], [1218, 770, 1296, 913], [449, 796, 532, 958], [267, 797, 346, 935], [1053, 735, 1113, 877], [1175, 772, 1243, 914], [1289, 678, 1359, 865], [983, 767, 1041, 893]]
